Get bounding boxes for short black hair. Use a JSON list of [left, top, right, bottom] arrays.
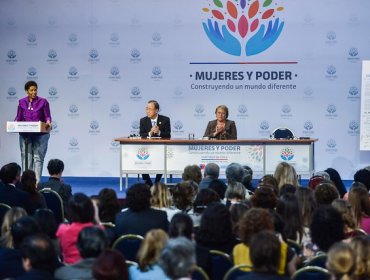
[[11, 216, 40, 249], [33, 209, 58, 239], [354, 168, 370, 191], [24, 80, 38, 91], [68, 193, 95, 223], [77, 226, 109, 258], [0, 162, 19, 184], [126, 183, 151, 212], [148, 100, 159, 110], [47, 159, 64, 175], [168, 213, 193, 240]]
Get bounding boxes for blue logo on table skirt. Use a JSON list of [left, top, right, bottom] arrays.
[[137, 148, 150, 160], [280, 147, 294, 161]]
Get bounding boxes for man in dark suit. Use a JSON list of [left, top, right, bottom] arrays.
[[139, 100, 171, 185], [0, 162, 32, 214], [114, 183, 168, 237]]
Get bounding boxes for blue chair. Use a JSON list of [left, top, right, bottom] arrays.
[[112, 234, 144, 262], [39, 188, 65, 225], [304, 254, 327, 268], [292, 265, 330, 280], [192, 265, 210, 280], [209, 250, 233, 280], [287, 238, 303, 256], [223, 264, 252, 280]]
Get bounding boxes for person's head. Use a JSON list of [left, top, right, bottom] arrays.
[[92, 249, 128, 280], [354, 168, 370, 191], [325, 168, 347, 198], [314, 181, 340, 205], [193, 188, 220, 214], [215, 105, 229, 121], [0, 207, 27, 248], [274, 162, 299, 189], [331, 199, 356, 231], [11, 216, 40, 249], [97, 188, 120, 223], [348, 184, 370, 226], [349, 235, 370, 280], [229, 201, 251, 236], [24, 80, 38, 100], [159, 237, 196, 279], [168, 212, 193, 239], [47, 159, 64, 176], [150, 182, 172, 208], [77, 226, 109, 259], [137, 229, 168, 271], [67, 193, 95, 223], [21, 169, 37, 194], [238, 208, 274, 245], [226, 163, 245, 184], [126, 183, 151, 212], [258, 175, 279, 195], [208, 179, 227, 200], [250, 231, 281, 274], [0, 162, 20, 184], [310, 205, 345, 252], [195, 202, 233, 244], [225, 181, 246, 202], [172, 181, 197, 211], [251, 185, 278, 209], [204, 163, 220, 179], [33, 209, 58, 239], [21, 233, 57, 273], [182, 165, 202, 184], [146, 100, 159, 119], [242, 165, 253, 189], [295, 187, 317, 227], [327, 242, 355, 280]]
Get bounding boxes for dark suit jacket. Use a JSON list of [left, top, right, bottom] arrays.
[[38, 177, 72, 214], [114, 208, 169, 238], [0, 184, 32, 214], [203, 119, 237, 140], [15, 269, 56, 280], [139, 114, 171, 138], [0, 248, 25, 279]]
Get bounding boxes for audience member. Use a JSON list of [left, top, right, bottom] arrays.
[[17, 233, 57, 280], [0, 162, 32, 214], [251, 185, 278, 209], [295, 187, 316, 243], [326, 242, 355, 280], [129, 229, 169, 280], [279, 184, 296, 196], [97, 188, 120, 224], [172, 181, 198, 213], [190, 188, 220, 227], [241, 165, 254, 194], [92, 249, 129, 280], [348, 184, 370, 234], [258, 175, 279, 196], [353, 168, 370, 191], [114, 183, 168, 237], [38, 159, 72, 216], [225, 181, 248, 204], [229, 201, 251, 238], [195, 202, 239, 254], [199, 163, 220, 189], [349, 235, 370, 280], [159, 237, 196, 280], [151, 182, 180, 222], [21, 169, 47, 214], [55, 226, 109, 280], [274, 162, 299, 190], [56, 193, 97, 264], [208, 179, 227, 200], [314, 181, 340, 206], [236, 231, 290, 280], [0, 207, 27, 248], [331, 199, 357, 239], [225, 162, 245, 185], [325, 168, 347, 198], [182, 164, 202, 184]]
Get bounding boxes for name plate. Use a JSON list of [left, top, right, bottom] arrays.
[[6, 121, 49, 133]]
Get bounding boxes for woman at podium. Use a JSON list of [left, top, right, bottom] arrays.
[[14, 80, 52, 181], [203, 105, 237, 140]]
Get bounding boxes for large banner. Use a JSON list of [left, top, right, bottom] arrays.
[[1, 0, 369, 179]]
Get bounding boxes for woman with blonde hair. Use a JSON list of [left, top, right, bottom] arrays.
[[0, 207, 27, 248], [327, 242, 355, 280], [349, 235, 370, 280], [274, 162, 299, 190], [129, 229, 170, 280], [151, 183, 180, 222]]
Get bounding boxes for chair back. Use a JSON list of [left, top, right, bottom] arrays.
[[271, 127, 294, 139], [209, 250, 233, 280], [287, 239, 303, 256], [192, 265, 210, 280], [112, 234, 144, 262], [304, 254, 327, 268], [39, 188, 65, 224], [0, 203, 11, 227], [223, 264, 252, 280], [125, 260, 138, 268], [292, 266, 330, 280]]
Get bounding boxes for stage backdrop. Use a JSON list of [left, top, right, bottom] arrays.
[[1, 0, 369, 179]]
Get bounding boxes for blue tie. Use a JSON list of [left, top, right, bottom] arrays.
[[152, 120, 156, 127]]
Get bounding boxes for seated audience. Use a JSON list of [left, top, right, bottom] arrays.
[[349, 235, 370, 280], [56, 193, 97, 264], [326, 242, 355, 280], [0, 207, 27, 248], [129, 229, 169, 280], [242, 165, 254, 194], [274, 162, 299, 191], [159, 237, 196, 280], [190, 188, 220, 228], [97, 188, 120, 224], [55, 226, 109, 280], [331, 199, 358, 239], [251, 185, 278, 209], [295, 187, 316, 244], [353, 168, 370, 191], [348, 184, 370, 234], [92, 249, 128, 280], [172, 181, 198, 213], [258, 175, 279, 196], [21, 169, 47, 214], [195, 202, 239, 254], [208, 179, 227, 200], [18, 233, 57, 280], [225, 181, 248, 204], [114, 183, 168, 237], [325, 168, 347, 198], [225, 162, 245, 185], [38, 159, 72, 216], [199, 163, 219, 189], [182, 164, 202, 185], [150, 182, 180, 222], [229, 201, 251, 238], [314, 181, 340, 206], [0, 162, 32, 214], [237, 231, 290, 280]]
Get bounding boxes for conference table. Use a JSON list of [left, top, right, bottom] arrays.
[[114, 137, 318, 190]]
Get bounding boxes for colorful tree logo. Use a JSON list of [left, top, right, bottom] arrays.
[[280, 147, 294, 161], [137, 148, 150, 160], [202, 0, 284, 56]]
